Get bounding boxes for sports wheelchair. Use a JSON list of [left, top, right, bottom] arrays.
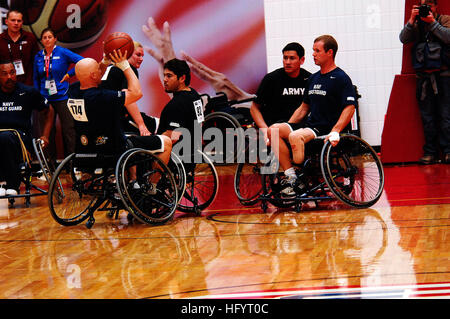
[[47, 146, 179, 229], [168, 148, 219, 216], [200, 92, 255, 164], [234, 133, 384, 212], [0, 129, 56, 208]]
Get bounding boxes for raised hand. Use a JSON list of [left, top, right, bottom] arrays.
[[142, 17, 176, 65]]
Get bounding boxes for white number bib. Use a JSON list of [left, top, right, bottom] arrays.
[[67, 99, 88, 122], [193, 99, 204, 123]]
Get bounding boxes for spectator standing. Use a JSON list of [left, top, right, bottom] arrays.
[[33, 27, 84, 160]]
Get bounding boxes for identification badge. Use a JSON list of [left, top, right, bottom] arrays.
[[47, 79, 57, 95], [193, 99, 204, 123], [67, 99, 88, 122], [13, 60, 24, 75]]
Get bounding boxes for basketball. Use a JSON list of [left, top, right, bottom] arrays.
[[103, 32, 134, 59], [10, 0, 108, 49]]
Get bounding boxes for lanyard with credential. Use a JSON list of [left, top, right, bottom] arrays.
[[44, 52, 53, 79], [7, 42, 22, 60]]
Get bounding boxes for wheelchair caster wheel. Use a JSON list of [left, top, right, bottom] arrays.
[[195, 208, 202, 216], [294, 202, 302, 213], [8, 198, 15, 208], [86, 216, 95, 229]]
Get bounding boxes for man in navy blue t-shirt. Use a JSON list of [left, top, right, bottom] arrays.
[[0, 61, 54, 195], [69, 52, 173, 157], [274, 35, 357, 196], [68, 52, 172, 190]]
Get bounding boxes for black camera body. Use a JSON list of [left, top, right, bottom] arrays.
[[419, 4, 431, 18]]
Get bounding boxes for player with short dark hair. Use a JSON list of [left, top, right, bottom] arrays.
[[0, 60, 53, 196], [250, 42, 311, 135], [157, 58, 203, 154]]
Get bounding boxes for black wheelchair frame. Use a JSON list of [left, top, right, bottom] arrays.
[[48, 147, 179, 228], [0, 130, 56, 208], [234, 133, 385, 212]]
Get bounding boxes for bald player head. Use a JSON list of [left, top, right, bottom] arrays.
[[75, 58, 103, 89]]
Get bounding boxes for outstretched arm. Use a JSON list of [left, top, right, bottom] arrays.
[[125, 102, 151, 136], [142, 17, 253, 103], [181, 51, 254, 102]]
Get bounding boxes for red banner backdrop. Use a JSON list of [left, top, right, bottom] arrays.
[[2, 0, 266, 158]]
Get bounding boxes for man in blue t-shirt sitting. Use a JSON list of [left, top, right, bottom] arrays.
[[271, 35, 357, 196], [0, 61, 54, 196]]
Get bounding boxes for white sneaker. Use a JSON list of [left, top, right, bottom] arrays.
[[6, 189, 17, 196], [280, 177, 297, 196], [0, 188, 5, 196]]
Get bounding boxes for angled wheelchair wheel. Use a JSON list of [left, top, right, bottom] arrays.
[[168, 153, 186, 203], [234, 161, 264, 205], [48, 154, 101, 226], [320, 134, 384, 208], [177, 150, 219, 213], [202, 111, 244, 164], [116, 149, 178, 225]]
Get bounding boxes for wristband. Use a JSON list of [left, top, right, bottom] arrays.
[[115, 60, 130, 72], [328, 131, 340, 142]]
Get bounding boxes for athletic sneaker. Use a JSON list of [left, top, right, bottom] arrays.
[[0, 188, 5, 197], [280, 176, 307, 197], [280, 176, 297, 196]]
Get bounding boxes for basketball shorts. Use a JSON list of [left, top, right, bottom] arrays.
[[285, 122, 329, 137], [127, 135, 165, 153]]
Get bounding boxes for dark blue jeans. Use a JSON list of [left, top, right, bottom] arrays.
[[416, 73, 450, 156]]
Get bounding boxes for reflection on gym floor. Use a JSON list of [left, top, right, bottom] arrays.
[[0, 163, 449, 299]]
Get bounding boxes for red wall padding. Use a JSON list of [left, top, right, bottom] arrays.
[[381, 0, 450, 163]]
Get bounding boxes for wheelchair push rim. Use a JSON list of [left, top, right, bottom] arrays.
[[116, 148, 178, 225], [320, 134, 384, 208]]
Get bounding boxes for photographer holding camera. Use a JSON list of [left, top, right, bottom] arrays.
[[400, 0, 450, 164]]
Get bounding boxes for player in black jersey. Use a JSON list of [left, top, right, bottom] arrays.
[[101, 41, 158, 137], [0, 61, 54, 196], [276, 35, 357, 196], [157, 58, 203, 159], [250, 42, 311, 145]]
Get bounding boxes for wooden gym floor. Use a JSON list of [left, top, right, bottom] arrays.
[[0, 162, 449, 299]]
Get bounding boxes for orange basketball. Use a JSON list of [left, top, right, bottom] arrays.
[[103, 32, 134, 59]]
